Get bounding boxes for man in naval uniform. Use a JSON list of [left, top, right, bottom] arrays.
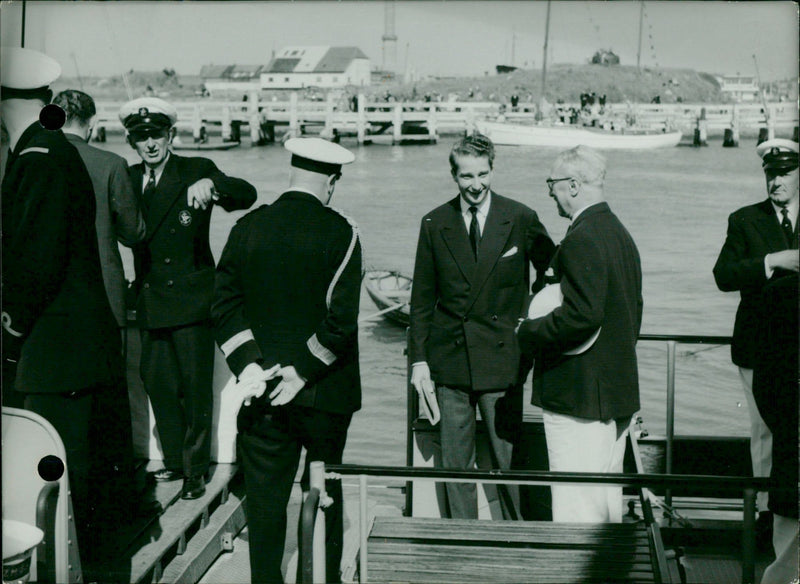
[[1, 47, 131, 576], [713, 138, 799, 540], [212, 137, 361, 584], [120, 97, 257, 499]]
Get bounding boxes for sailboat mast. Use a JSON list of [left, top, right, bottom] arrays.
[[21, 0, 27, 47], [637, 1, 644, 70], [540, 0, 551, 105]]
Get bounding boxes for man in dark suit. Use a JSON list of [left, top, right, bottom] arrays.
[[409, 133, 555, 519], [517, 145, 643, 523], [120, 97, 257, 499], [54, 89, 146, 329], [713, 138, 798, 524], [1, 48, 128, 574], [212, 137, 361, 584]]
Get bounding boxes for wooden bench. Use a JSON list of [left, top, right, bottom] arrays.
[[362, 515, 671, 583]]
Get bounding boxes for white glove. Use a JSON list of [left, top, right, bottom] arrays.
[[236, 362, 281, 407]]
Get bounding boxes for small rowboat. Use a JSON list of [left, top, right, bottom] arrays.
[[363, 270, 412, 327]]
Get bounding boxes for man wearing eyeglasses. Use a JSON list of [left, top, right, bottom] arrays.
[[120, 97, 257, 500], [517, 145, 643, 523]]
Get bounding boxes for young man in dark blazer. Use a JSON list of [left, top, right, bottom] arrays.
[[713, 138, 798, 527], [517, 145, 643, 523], [212, 138, 361, 584], [409, 133, 555, 519], [120, 97, 257, 499]]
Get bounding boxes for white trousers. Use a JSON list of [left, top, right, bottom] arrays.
[[543, 410, 631, 523], [738, 367, 772, 512], [761, 513, 799, 584]]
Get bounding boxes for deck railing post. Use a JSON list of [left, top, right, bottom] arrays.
[[405, 327, 416, 516], [310, 461, 327, 584], [741, 488, 757, 584], [392, 103, 403, 144], [357, 93, 367, 144], [665, 340, 677, 511], [359, 474, 368, 583]]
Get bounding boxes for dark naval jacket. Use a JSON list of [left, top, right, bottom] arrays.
[[212, 191, 362, 415], [2, 122, 122, 393], [713, 198, 799, 369], [129, 153, 257, 330]]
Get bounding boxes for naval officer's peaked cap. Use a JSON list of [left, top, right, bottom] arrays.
[[0, 47, 61, 99], [119, 97, 178, 131], [757, 138, 799, 172], [285, 137, 355, 176]]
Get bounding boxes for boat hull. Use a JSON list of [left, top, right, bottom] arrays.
[[475, 120, 683, 149], [364, 270, 411, 327]]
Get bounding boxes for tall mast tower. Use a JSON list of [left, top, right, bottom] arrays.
[[382, 0, 398, 76]]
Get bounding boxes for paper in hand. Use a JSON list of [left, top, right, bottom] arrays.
[[418, 379, 440, 425]]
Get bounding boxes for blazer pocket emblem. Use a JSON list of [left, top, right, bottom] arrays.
[[501, 246, 518, 258]]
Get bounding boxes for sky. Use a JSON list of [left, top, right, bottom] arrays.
[[0, 1, 797, 82]]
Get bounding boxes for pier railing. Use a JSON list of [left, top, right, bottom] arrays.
[[301, 461, 774, 584], [92, 94, 798, 144]]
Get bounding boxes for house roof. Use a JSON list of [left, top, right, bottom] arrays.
[[199, 64, 233, 79], [264, 46, 368, 75]]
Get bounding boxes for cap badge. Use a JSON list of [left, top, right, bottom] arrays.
[[139, 107, 149, 117], [770, 147, 781, 156], [179, 210, 192, 227]]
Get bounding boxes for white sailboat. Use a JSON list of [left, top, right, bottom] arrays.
[[476, 2, 683, 150]]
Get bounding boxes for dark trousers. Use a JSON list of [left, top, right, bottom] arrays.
[[140, 322, 214, 476], [24, 379, 137, 569], [237, 404, 352, 584], [436, 385, 519, 520]]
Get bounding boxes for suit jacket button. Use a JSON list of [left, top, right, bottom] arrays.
[[455, 339, 462, 346], [492, 315, 498, 321], [143, 283, 150, 289], [164, 257, 171, 264], [498, 341, 505, 347], [167, 280, 174, 287], [463, 316, 469, 322], [170, 228, 176, 234]]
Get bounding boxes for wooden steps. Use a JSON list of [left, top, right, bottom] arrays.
[[363, 516, 665, 583], [94, 463, 244, 584]]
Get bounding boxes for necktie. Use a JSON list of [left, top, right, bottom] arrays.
[[468, 205, 480, 259], [143, 169, 156, 209], [780, 208, 796, 249]]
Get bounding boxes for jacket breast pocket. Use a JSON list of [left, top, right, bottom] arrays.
[[495, 255, 522, 288]]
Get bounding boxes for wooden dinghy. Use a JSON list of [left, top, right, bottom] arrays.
[[363, 270, 412, 327]]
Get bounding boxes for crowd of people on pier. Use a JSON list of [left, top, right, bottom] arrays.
[[2, 47, 798, 584]]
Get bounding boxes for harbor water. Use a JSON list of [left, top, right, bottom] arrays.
[[101, 136, 765, 468]]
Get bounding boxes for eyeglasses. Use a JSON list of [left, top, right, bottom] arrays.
[[129, 128, 169, 142], [546, 177, 574, 190]]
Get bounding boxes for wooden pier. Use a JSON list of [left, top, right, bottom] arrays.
[[93, 93, 799, 146]]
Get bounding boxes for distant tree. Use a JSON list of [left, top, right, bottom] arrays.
[[591, 50, 620, 66]]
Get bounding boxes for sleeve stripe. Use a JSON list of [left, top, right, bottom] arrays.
[[307, 333, 337, 366], [220, 329, 255, 357], [326, 225, 359, 309]]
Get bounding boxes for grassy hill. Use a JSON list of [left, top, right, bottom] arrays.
[[52, 64, 727, 104]]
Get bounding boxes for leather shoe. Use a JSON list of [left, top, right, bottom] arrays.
[[181, 475, 206, 500], [152, 468, 183, 482]]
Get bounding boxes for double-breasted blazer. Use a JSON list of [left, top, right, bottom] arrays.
[[409, 192, 555, 391], [518, 202, 643, 421], [713, 198, 798, 369], [2, 123, 122, 393], [129, 153, 257, 330], [212, 191, 362, 415], [66, 133, 146, 327]]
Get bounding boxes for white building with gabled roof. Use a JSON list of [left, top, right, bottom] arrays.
[[261, 46, 371, 89]]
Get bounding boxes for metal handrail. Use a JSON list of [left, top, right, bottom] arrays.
[[309, 462, 771, 584], [299, 487, 320, 584]]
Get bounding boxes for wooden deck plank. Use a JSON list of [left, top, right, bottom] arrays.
[[108, 464, 238, 584]]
